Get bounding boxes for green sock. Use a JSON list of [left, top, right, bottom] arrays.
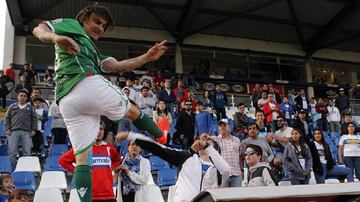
[[133, 111, 162, 138], [74, 165, 92, 202]]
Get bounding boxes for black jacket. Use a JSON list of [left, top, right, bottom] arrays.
[[308, 141, 335, 175], [292, 118, 312, 144], [175, 110, 195, 139], [294, 95, 309, 111]]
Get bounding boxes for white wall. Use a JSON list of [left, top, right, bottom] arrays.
[[0, 1, 15, 70]]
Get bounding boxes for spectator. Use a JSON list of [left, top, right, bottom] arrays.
[[132, 78, 143, 94], [59, 121, 121, 201], [251, 84, 262, 110], [279, 96, 295, 125], [212, 83, 228, 121], [269, 86, 281, 104], [140, 70, 153, 85], [295, 89, 309, 113], [0, 72, 15, 109], [179, 90, 196, 111], [30, 88, 49, 111], [338, 122, 360, 181], [153, 70, 165, 85], [327, 100, 341, 133], [262, 84, 269, 93], [211, 119, 242, 187], [315, 98, 328, 132], [125, 79, 136, 101], [18, 64, 35, 87], [194, 101, 213, 137], [309, 129, 354, 184], [173, 79, 188, 113], [5, 89, 37, 168], [117, 141, 151, 202], [49, 101, 68, 144], [115, 132, 230, 202], [0, 174, 15, 202], [284, 128, 312, 185], [340, 112, 356, 135], [336, 88, 350, 116], [242, 123, 274, 162], [257, 91, 268, 110], [233, 103, 251, 141], [292, 110, 312, 144], [273, 117, 293, 153], [255, 111, 271, 139], [153, 100, 172, 145], [287, 89, 297, 112], [158, 80, 176, 118], [245, 144, 276, 187], [8, 190, 29, 202], [135, 87, 156, 118], [199, 90, 214, 112], [174, 100, 195, 150], [4, 63, 15, 82], [32, 97, 48, 155], [262, 94, 282, 132], [14, 76, 32, 101]]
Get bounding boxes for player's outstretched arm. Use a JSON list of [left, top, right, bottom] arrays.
[[32, 24, 80, 56], [102, 40, 167, 73]]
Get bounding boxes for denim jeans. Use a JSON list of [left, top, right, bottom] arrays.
[[315, 164, 354, 184], [344, 156, 360, 180], [8, 130, 32, 168], [289, 177, 309, 185], [223, 175, 242, 187]]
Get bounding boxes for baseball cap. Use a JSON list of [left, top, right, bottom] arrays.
[[218, 119, 228, 125], [339, 88, 344, 92], [299, 109, 306, 114]]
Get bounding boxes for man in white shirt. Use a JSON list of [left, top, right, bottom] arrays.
[[273, 117, 293, 151], [135, 87, 156, 118]]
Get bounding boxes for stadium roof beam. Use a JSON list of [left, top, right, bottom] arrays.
[[185, 0, 282, 37], [286, 0, 305, 50], [143, 5, 178, 39], [21, 0, 66, 24], [6, 0, 25, 35], [304, 0, 360, 56], [176, 0, 203, 43]]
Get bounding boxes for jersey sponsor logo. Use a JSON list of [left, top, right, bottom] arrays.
[[344, 139, 360, 144], [55, 75, 69, 86], [92, 156, 111, 167], [77, 187, 87, 198], [51, 18, 63, 24]]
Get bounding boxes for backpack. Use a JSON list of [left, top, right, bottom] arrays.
[[248, 166, 279, 186]]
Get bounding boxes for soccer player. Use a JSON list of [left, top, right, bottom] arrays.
[[32, 4, 166, 202]]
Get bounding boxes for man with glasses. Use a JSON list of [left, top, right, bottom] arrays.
[[233, 102, 251, 141], [245, 144, 276, 187], [242, 123, 274, 162], [175, 100, 195, 150], [211, 119, 242, 187], [273, 116, 293, 153]]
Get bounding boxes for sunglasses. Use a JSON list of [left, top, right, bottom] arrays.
[[185, 103, 192, 106], [245, 150, 257, 156]]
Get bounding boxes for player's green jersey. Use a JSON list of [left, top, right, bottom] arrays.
[[45, 18, 111, 102]]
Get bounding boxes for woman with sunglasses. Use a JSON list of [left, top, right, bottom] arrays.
[[309, 129, 353, 183], [245, 144, 276, 187], [338, 122, 360, 181], [284, 128, 313, 185]]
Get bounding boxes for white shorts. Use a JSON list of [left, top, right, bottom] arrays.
[[59, 75, 130, 154]]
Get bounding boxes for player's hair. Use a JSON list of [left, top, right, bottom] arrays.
[[76, 3, 114, 31]]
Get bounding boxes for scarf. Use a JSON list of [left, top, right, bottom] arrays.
[[121, 153, 141, 195]]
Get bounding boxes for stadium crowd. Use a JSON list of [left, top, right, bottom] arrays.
[[0, 62, 360, 202]]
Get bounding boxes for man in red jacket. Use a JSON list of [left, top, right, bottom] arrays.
[[59, 121, 121, 202], [262, 94, 282, 133]]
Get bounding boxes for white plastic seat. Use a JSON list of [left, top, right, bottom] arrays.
[[69, 189, 80, 202], [14, 156, 41, 173], [325, 179, 340, 184], [309, 171, 317, 185], [38, 171, 67, 190], [33, 188, 63, 202], [147, 185, 164, 202]]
